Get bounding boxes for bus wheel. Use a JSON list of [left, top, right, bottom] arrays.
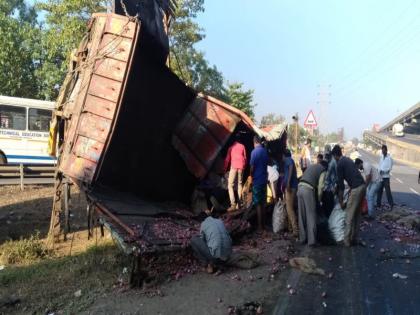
[[0, 153, 7, 165]]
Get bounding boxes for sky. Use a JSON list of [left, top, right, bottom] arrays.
[[194, 0, 420, 139]]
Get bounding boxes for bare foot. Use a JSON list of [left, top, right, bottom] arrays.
[[206, 264, 214, 274]]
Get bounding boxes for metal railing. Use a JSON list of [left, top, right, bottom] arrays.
[[0, 164, 56, 190]]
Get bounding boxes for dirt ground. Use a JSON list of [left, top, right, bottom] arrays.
[[1, 185, 418, 315], [0, 185, 87, 244], [85, 235, 297, 315], [0, 185, 301, 315]]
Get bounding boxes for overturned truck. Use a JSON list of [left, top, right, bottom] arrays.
[[48, 9, 287, 262]]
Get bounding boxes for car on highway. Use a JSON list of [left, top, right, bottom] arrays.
[[392, 123, 404, 137]]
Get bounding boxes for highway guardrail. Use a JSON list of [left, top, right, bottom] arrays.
[[0, 164, 56, 189]]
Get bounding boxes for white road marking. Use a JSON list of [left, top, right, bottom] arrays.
[[395, 178, 403, 184], [410, 188, 420, 196]]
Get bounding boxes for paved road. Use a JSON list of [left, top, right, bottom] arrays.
[[272, 222, 420, 315], [382, 132, 420, 146], [358, 149, 420, 209], [272, 150, 420, 315]]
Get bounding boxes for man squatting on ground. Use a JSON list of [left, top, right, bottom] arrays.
[[250, 136, 269, 231], [377, 144, 394, 209], [224, 134, 247, 211], [190, 211, 232, 274], [297, 161, 328, 246], [332, 145, 366, 247], [355, 158, 381, 219]]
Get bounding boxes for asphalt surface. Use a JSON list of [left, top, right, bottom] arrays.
[[358, 149, 420, 209], [272, 150, 420, 315], [272, 221, 420, 315], [382, 132, 420, 146]]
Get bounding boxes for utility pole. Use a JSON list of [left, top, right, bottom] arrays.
[[292, 113, 299, 154], [317, 84, 331, 136]]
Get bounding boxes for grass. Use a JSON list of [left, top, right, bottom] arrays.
[[0, 239, 131, 315], [0, 232, 49, 265]]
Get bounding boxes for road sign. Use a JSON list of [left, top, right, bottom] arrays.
[[304, 110, 318, 128]]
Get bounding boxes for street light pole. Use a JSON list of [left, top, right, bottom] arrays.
[[292, 113, 299, 154]]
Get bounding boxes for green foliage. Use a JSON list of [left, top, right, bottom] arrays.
[[169, 0, 226, 100], [288, 123, 308, 149], [260, 113, 285, 127], [0, 0, 40, 98], [0, 0, 257, 118], [35, 0, 107, 100], [225, 82, 256, 118], [0, 232, 48, 265]]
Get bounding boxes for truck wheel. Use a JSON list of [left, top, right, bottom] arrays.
[[0, 153, 7, 165]]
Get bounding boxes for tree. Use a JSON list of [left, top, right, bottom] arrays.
[[0, 0, 40, 98], [288, 123, 308, 149], [169, 0, 227, 100], [36, 0, 108, 100], [225, 82, 256, 119], [260, 113, 285, 127], [0, 0, 257, 110]]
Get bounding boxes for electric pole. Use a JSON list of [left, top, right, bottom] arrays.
[[292, 113, 299, 154], [317, 84, 331, 136]]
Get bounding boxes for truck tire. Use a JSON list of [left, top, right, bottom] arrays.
[[0, 153, 7, 165]]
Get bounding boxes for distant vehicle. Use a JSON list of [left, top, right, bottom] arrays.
[[350, 149, 361, 161], [372, 123, 380, 132], [0, 95, 56, 164], [392, 123, 404, 137]]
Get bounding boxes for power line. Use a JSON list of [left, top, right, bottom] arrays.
[[328, 0, 418, 83]]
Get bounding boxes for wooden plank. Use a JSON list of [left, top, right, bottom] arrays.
[[94, 57, 126, 82], [73, 135, 104, 162], [99, 35, 133, 62], [78, 113, 112, 143], [84, 95, 117, 120], [88, 74, 122, 102], [61, 154, 97, 182], [104, 15, 136, 38]]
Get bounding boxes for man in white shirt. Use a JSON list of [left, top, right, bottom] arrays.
[[355, 158, 380, 218], [377, 145, 394, 209], [267, 163, 280, 201], [300, 139, 312, 173]]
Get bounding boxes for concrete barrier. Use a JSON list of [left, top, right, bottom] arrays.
[[364, 131, 420, 168]]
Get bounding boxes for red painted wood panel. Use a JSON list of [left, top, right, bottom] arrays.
[[173, 96, 242, 179], [94, 57, 126, 82], [99, 35, 133, 62], [104, 16, 136, 39], [78, 113, 112, 143], [73, 135, 104, 163], [84, 95, 117, 120], [88, 74, 122, 103]]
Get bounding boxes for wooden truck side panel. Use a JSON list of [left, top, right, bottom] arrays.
[[58, 14, 138, 184]]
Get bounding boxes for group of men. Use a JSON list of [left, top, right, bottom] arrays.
[[297, 143, 394, 247], [190, 134, 395, 273], [224, 135, 299, 235]]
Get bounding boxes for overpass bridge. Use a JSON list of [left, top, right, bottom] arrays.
[[363, 102, 420, 167]]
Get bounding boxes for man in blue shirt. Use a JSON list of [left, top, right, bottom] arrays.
[[283, 149, 299, 236], [250, 136, 269, 231]]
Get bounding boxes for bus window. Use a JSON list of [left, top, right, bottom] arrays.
[[0, 105, 26, 130], [28, 108, 52, 132]]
